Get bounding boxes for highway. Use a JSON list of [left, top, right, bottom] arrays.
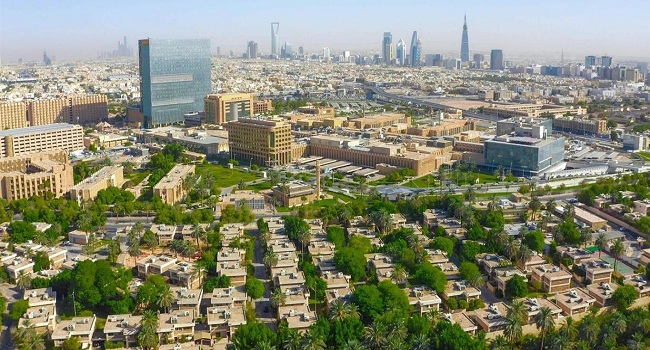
[[366, 86, 505, 122]]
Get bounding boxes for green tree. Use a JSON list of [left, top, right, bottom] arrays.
[[352, 285, 384, 321], [141, 229, 158, 254], [61, 336, 82, 350], [10, 299, 30, 321], [611, 284, 639, 310], [245, 276, 265, 300], [157, 286, 175, 313], [326, 226, 346, 248], [459, 261, 483, 287], [231, 322, 278, 349], [137, 310, 158, 350], [32, 251, 50, 272], [611, 238, 624, 274], [413, 262, 446, 294], [523, 230, 545, 253], [505, 275, 528, 299], [432, 237, 455, 255], [595, 232, 607, 258], [334, 247, 366, 282]]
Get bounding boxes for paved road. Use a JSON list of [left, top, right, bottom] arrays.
[[250, 229, 275, 325]]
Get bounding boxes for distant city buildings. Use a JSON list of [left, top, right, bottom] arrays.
[[99, 36, 134, 59], [246, 41, 258, 59], [0, 95, 108, 129], [138, 38, 211, 127], [271, 22, 280, 59], [460, 15, 470, 62], [396, 39, 406, 66], [490, 49, 504, 70], [410, 31, 421, 67], [382, 32, 394, 65]]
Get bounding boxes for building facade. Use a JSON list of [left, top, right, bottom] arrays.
[[490, 49, 504, 70], [0, 123, 84, 157], [153, 164, 196, 204], [483, 134, 565, 175], [0, 102, 29, 130], [0, 96, 107, 129], [226, 118, 293, 167], [204, 93, 254, 125], [382, 32, 394, 65], [139, 39, 211, 127], [70, 165, 124, 202], [0, 151, 74, 200]]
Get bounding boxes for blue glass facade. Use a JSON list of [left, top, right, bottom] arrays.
[[139, 39, 211, 127], [484, 137, 565, 174]]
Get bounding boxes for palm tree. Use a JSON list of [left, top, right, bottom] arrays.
[[191, 224, 206, 251], [627, 332, 646, 350], [137, 310, 159, 350], [410, 333, 430, 350], [169, 239, 184, 258], [190, 261, 206, 286], [517, 245, 533, 267], [342, 339, 367, 350], [595, 232, 607, 258], [297, 228, 311, 258], [270, 288, 286, 309], [611, 238, 624, 274], [465, 185, 476, 204], [503, 315, 523, 348], [528, 197, 542, 220], [13, 320, 45, 350], [369, 210, 391, 234], [507, 300, 527, 324], [559, 316, 578, 341], [385, 337, 407, 350], [392, 264, 407, 286], [580, 227, 591, 248], [263, 250, 278, 269], [254, 341, 277, 350], [489, 335, 509, 350], [16, 270, 31, 291], [157, 287, 175, 313], [363, 321, 387, 349], [181, 241, 197, 260], [610, 312, 627, 334], [550, 334, 571, 350], [535, 306, 555, 350], [127, 242, 141, 264], [301, 328, 326, 350], [578, 315, 599, 346], [283, 329, 302, 350], [386, 318, 407, 340], [545, 198, 557, 215]]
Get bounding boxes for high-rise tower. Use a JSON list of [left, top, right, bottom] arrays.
[[460, 15, 470, 62], [271, 22, 280, 58], [396, 39, 406, 65], [410, 31, 421, 67], [382, 32, 394, 65]]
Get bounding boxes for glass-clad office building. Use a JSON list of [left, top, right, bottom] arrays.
[[139, 39, 211, 127], [484, 136, 565, 175]]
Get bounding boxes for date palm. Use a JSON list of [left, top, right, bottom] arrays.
[[254, 341, 276, 350], [410, 333, 430, 350], [392, 264, 407, 286], [535, 306, 555, 350], [507, 300, 527, 324], [627, 332, 646, 350], [283, 329, 302, 350], [489, 335, 509, 350], [128, 242, 141, 264], [191, 224, 206, 251], [559, 316, 577, 341], [503, 315, 523, 348], [263, 250, 278, 269], [611, 238, 624, 274], [594, 232, 607, 258], [342, 339, 367, 350], [270, 288, 286, 309], [610, 312, 627, 334], [157, 286, 175, 313], [17, 270, 32, 291], [363, 321, 387, 349], [301, 328, 326, 350], [578, 315, 599, 346]]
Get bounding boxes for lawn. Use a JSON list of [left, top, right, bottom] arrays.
[[196, 164, 260, 188], [637, 152, 650, 161], [369, 177, 400, 186], [403, 174, 439, 188], [124, 170, 150, 186], [245, 181, 274, 192], [327, 190, 354, 202]]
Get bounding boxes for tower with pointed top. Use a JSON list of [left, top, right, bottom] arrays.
[[460, 15, 470, 62], [410, 31, 421, 67]]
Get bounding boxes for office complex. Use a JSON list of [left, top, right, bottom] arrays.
[[271, 22, 280, 58], [0, 123, 83, 157], [473, 53, 485, 68], [0, 151, 73, 200], [410, 31, 421, 67], [226, 118, 294, 167], [382, 32, 394, 65], [70, 165, 124, 202], [460, 15, 470, 62], [483, 125, 565, 175], [552, 116, 607, 135], [246, 41, 258, 59], [153, 164, 196, 205], [138, 39, 211, 127], [490, 50, 504, 70], [0, 96, 108, 129], [396, 39, 406, 66], [601, 56, 613, 68], [205, 93, 272, 125], [584, 55, 613, 67]]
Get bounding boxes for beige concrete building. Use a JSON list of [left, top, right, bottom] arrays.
[[51, 315, 96, 348], [272, 181, 317, 207], [0, 151, 74, 200], [530, 264, 572, 293], [0, 102, 29, 130], [153, 164, 195, 204], [407, 119, 475, 137], [226, 117, 293, 166], [0, 123, 83, 157], [404, 285, 442, 315], [553, 116, 607, 135], [205, 93, 254, 125], [555, 288, 596, 316], [70, 165, 124, 202], [104, 314, 142, 348], [26, 95, 108, 126], [344, 113, 411, 129], [83, 133, 130, 149]]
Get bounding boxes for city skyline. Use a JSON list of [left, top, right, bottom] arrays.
[[1, 0, 649, 62]]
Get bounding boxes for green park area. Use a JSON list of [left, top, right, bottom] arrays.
[[196, 163, 260, 188]]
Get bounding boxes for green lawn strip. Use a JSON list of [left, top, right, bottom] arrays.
[[196, 164, 260, 188]]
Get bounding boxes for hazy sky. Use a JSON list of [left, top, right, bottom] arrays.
[[1, 0, 649, 62]]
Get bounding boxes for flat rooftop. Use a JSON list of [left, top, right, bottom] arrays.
[[0, 123, 80, 137]]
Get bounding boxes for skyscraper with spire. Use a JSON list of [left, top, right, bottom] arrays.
[[271, 22, 280, 58], [460, 15, 470, 62], [410, 31, 421, 67]]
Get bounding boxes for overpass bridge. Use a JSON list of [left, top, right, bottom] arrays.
[[366, 86, 504, 122]]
